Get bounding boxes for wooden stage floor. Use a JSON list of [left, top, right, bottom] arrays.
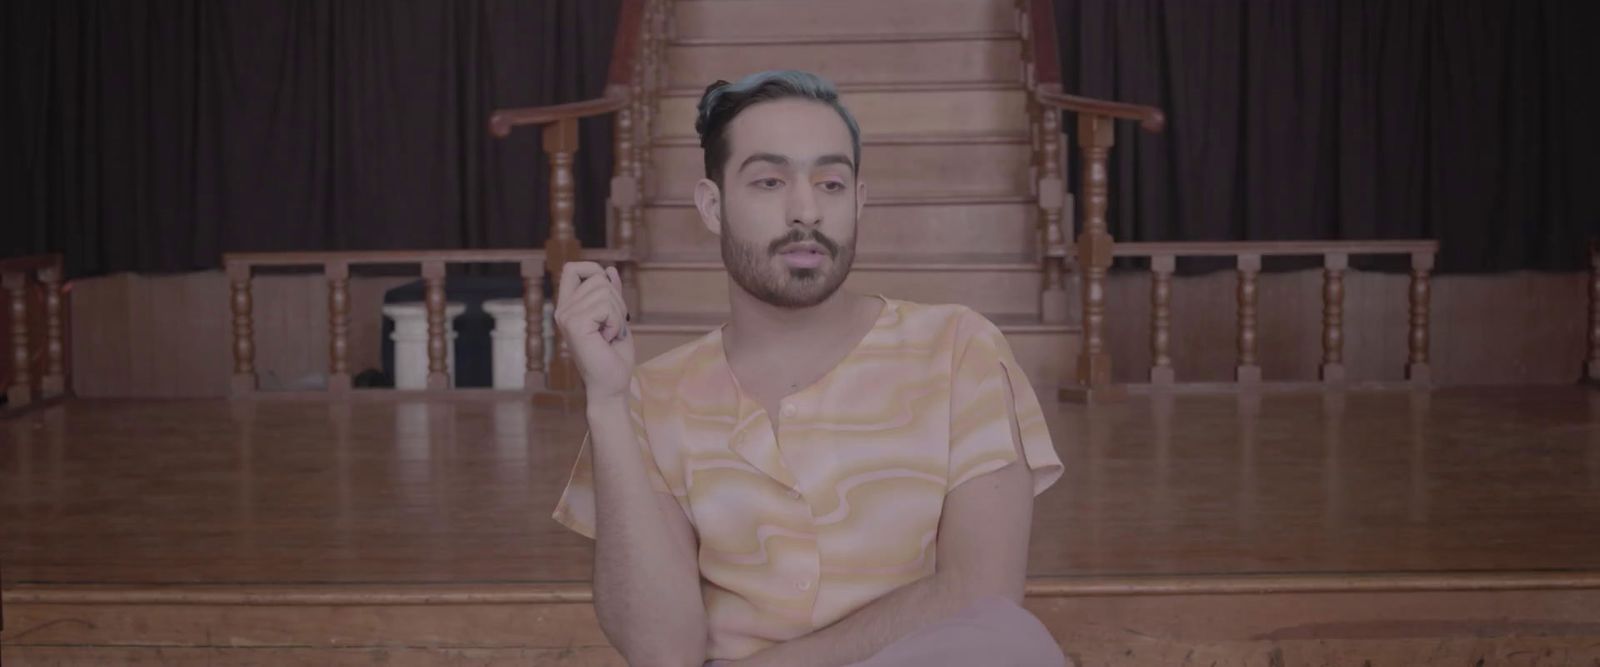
[[5, 386, 1600, 664]]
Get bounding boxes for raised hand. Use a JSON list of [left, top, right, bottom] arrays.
[[554, 262, 635, 401]]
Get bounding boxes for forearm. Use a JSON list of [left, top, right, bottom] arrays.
[[588, 398, 706, 666], [735, 571, 986, 667]]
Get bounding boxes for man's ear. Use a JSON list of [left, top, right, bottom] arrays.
[[694, 178, 722, 237], [855, 178, 867, 222]]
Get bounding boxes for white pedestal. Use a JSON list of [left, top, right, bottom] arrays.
[[483, 299, 527, 390], [482, 299, 556, 390], [382, 302, 466, 389]]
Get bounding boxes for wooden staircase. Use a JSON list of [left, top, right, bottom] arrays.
[[630, 0, 1081, 389]]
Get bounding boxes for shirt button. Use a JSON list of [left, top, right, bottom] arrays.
[[781, 403, 797, 418], [796, 579, 812, 591]]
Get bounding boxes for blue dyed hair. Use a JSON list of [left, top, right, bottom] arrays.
[[694, 70, 862, 186]]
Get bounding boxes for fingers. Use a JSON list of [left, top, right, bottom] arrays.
[[564, 281, 627, 342], [558, 262, 608, 307], [558, 263, 630, 342]]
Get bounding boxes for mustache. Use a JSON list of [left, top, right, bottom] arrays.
[[767, 229, 840, 257]]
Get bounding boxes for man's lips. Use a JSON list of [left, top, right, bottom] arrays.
[[777, 243, 828, 268]]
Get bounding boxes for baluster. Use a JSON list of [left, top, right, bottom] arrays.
[[630, 45, 650, 216], [1321, 253, 1347, 383], [1073, 114, 1116, 391], [326, 262, 351, 392], [543, 118, 582, 392], [613, 105, 642, 314], [1407, 252, 1433, 385], [642, 5, 662, 201], [522, 259, 546, 391], [1038, 108, 1068, 324], [39, 265, 65, 397], [423, 261, 449, 390], [4, 271, 29, 406], [1150, 255, 1175, 385], [654, 1, 670, 92], [227, 261, 257, 395], [1236, 254, 1261, 384]]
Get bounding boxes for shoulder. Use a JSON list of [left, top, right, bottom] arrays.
[[884, 298, 1004, 352]]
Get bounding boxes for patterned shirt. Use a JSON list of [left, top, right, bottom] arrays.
[[553, 296, 1063, 660]]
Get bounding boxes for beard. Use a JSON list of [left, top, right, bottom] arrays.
[[720, 208, 856, 310]]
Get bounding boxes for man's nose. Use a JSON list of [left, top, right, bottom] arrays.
[[786, 182, 821, 227]]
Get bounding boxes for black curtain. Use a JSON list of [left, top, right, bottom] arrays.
[[1057, 0, 1600, 273], [2, 0, 620, 278]]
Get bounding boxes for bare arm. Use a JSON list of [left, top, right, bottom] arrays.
[[557, 262, 706, 666], [589, 398, 706, 667], [732, 395, 1036, 667]]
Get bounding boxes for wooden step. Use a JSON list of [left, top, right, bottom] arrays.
[[675, 0, 1015, 40], [655, 83, 1029, 139], [650, 133, 1031, 202], [642, 193, 1040, 257], [667, 33, 1020, 88], [633, 311, 1079, 391], [634, 253, 1044, 319], [11, 577, 1600, 665]]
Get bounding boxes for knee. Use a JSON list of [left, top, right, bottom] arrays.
[[960, 596, 1068, 666]]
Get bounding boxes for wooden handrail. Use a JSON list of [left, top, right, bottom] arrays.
[[486, 0, 646, 137], [1114, 240, 1438, 258], [488, 95, 629, 139], [1024, 1, 1163, 130], [227, 249, 553, 267], [1036, 83, 1166, 133], [2, 253, 67, 408], [1024, 0, 1062, 89]]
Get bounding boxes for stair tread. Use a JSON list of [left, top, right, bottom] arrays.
[[661, 80, 1026, 97], [648, 192, 1036, 208], [671, 30, 1018, 47], [653, 131, 1028, 148], [642, 252, 1039, 270]]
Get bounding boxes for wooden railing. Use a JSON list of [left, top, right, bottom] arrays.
[[223, 249, 622, 396], [1112, 241, 1439, 387], [1017, 0, 1167, 394], [1, 254, 67, 408], [1019, 1, 1439, 393], [489, 0, 672, 394]]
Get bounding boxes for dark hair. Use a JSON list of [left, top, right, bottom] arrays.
[[694, 70, 863, 186]]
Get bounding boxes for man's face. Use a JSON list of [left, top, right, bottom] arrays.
[[696, 98, 865, 309]]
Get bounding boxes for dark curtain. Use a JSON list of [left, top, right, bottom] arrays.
[[2, 0, 620, 278], [1058, 0, 1600, 273]]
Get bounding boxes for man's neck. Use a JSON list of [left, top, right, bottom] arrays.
[[724, 285, 872, 359]]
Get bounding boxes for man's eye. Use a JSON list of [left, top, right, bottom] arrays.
[[819, 181, 846, 193], [753, 178, 783, 189]]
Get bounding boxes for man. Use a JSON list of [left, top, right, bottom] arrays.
[[552, 70, 1067, 667]]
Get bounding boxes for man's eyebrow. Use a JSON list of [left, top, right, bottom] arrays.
[[738, 153, 789, 172], [815, 154, 856, 172]]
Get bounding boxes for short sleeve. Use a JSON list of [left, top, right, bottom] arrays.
[[551, 376, 677, 539], [946, 310, 1064, 496]]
